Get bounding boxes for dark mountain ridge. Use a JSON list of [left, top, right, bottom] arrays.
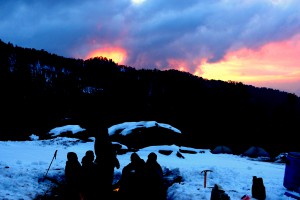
[[0, 39, 299, 157]]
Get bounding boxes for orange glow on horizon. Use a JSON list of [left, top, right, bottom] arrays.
[[167, 58, 190, 72], [197, 34, 300, 93], [86, 47, 127, 64]]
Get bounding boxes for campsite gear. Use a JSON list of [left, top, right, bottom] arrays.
[[45, 150, 58, 177], [38, 149, 58, 183], [241, 194, 250, 200], [283, 152, 300, 192], [210, 184, 230, 200], [201, 169, 213, 188], [211, 146, 233, 154], [243, 146, 270, 158], [251, 176, 266, 200], [284, 191, 300, 200], [37, 150, 59, 198]]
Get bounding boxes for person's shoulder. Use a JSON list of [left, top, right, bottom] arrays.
[[81, 156, 87, 164], [76, 161, 82, 167], [123, 163, 131, 170]]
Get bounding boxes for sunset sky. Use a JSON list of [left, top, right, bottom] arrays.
[[1, 0, 300, 95]]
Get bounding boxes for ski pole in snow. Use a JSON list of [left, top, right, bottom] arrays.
[[201, 169, 213, 188], [45, 150, 57, 178]]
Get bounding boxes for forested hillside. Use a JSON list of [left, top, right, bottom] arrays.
[[1, 39, 299, 157]]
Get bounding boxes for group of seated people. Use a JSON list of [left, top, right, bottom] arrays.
[[65, 150, 166, 200], [65, 150, 98, 200], [116, 152, 166, 200]]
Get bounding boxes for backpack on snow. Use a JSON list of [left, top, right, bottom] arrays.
[[210, 184, 230, 200], [251, 176, 266, 200]]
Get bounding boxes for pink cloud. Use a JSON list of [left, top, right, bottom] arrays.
[[199, 34, 300, 95]]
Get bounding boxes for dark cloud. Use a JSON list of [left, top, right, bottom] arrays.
[[1, 0, 300, 70]]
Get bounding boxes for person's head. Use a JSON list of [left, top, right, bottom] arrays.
[[147, 152, 157, 162], [67, 152, 78, 162], [85, 150, 94, 161], [130, 152, 140, 163]]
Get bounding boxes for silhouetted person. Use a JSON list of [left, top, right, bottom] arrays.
[[64, 152, 82, 200], [118, 152, 146, 200], [81, 150, 97, 200], [94, 125, 120, 199], [144, 152, 165, 200]]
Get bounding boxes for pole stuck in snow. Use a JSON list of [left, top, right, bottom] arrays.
[[45, 150, 58, 178], [201, 169, 213, 188]]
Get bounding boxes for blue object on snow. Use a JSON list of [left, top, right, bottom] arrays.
[[283, 152, 300, 192], [284, 191, 300, 200]]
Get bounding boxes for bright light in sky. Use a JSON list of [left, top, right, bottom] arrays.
[[86, 47, 127, 64], [131, 0, 146, 5], [270, 0, 289, 5]]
